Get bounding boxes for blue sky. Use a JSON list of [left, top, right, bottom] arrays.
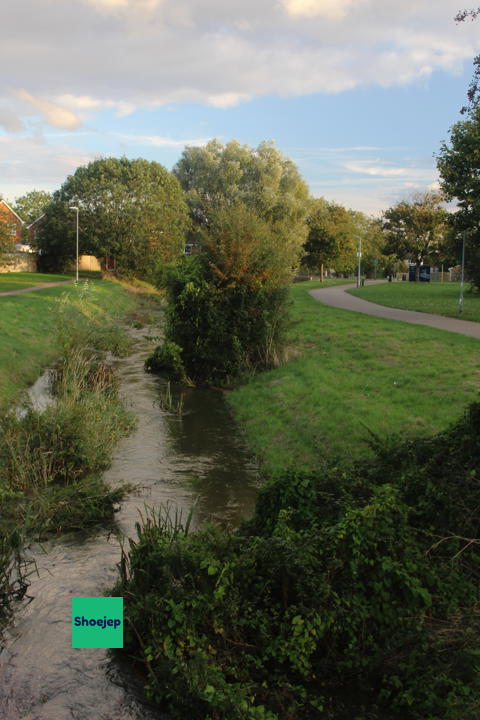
[[1, 0, 479, 215]]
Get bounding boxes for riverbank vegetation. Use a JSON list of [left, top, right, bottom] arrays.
[[148, 141, 310, 385], [0, 278, 137, 410], [349, 280, 480, 322], [228, 281, 480, 475], [116, 401, 480, 720], [0, 281, 142, 633]]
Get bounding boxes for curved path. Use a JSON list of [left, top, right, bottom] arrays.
[[310, 281, 480, 340], [0, 279, 76, 296]]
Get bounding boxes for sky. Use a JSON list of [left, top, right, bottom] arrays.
[[1, 0, 480, 216]]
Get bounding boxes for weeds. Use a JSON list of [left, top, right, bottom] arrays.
[[0, 280, 138, 633]]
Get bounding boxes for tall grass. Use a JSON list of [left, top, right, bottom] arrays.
[[0, 283, 137, 635]]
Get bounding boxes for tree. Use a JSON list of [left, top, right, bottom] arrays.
[[173, 139, 310, 269], [303, 199, 386, 280], [37, 157, 190, 277], [14, 190, 51, 225], [0, 219, 13, 263], [437, 105, 480, 288], [303, 199, 353, 280], [382, 192, 448, 281]]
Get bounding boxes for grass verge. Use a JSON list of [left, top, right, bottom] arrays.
[[0, 271, 73, 292], [0, 279, 137, 410], [228, 280, 480, 475], [349, 280, 480, 322]]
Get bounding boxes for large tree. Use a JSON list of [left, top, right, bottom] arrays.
[[382, 192, 448, 281], [437, 105, 480, 288], [14, 190, 51, 225], [38, 157, 190, 276], [303, 199, 385, 279], [173, 139, 310, 270]]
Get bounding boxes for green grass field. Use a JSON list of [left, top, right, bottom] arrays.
[[0, 272, 73, 293], [349, 280, 480, 322], [0, 279, 137, 409], [228, 280, 480, 476]]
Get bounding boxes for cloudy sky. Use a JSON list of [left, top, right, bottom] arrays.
[[1, 0, 479, 215]]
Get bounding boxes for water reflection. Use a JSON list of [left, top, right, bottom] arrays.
[[0, 314, 260, 720]]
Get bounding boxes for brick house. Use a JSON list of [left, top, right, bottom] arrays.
[[0, 199, 24, 244]]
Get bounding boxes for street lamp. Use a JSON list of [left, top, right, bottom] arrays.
[[69, 206, 79, 282]]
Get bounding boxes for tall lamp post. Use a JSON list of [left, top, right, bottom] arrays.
[[69, 206, 79, 282], [357, 237, 362, 288]]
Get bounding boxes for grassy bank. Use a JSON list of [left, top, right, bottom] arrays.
[[0, 279, 137, 410], [349, 281, 480, 322], [228, 280, 480, 475], [0, 271, 73, 293], [0, 280, 149, 631]]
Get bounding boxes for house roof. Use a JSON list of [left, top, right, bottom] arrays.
[[26, 213, 46, 230], [0, 199, 25, 225]]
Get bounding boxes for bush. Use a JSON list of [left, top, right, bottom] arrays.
[[115, 403, 480, 719], [153, 203, 293, 385], [145, 340, 187, 382]]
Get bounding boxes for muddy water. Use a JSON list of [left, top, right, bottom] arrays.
[[0, 320, 260, 720]]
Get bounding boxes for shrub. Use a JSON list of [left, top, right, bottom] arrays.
[[145, 340, 187, 382], [115, 403, 480, 719]]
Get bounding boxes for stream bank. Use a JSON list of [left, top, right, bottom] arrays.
[[0, 314, 260, 720]]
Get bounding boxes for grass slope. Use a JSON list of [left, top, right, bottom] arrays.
[[349, 281, 480, 322], [0, 280, 136, 409], [228, 280, 480, 475], [0, 272, 73, 293]]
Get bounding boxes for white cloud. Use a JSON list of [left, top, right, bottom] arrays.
[[15, 91, 81, 130], [207, 92, 251, 108], [282, 0, 367, 20], [0, 135, 96, 193], [344, 162, 408, 177], [0, 0, 477, 124], [112, 132, 211, 147], [57, 94, 136, 118]]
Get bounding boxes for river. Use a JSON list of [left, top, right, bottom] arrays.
[[0, 316, 260, 720]]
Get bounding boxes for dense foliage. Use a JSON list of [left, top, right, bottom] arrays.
[[382, 192, 449, 281], [37, 157, 189, 277], [437, 105, 480, 289], [150, 202, 293, 385], [13, 190, 51, 225], [303, 198, 385, 278], [116, 402, 480, 719], [173, 139, 310, 257]]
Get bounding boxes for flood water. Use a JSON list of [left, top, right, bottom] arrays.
[[0, 317, 260, 720]]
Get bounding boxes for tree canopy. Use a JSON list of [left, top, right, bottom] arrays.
[[382, 192, 448, 280], [303, 198, 385, 278], [38, 157, 190, 276], [173, 139, 310, 269], [437, 105, 480, 287], [14, 190, 51, 225]]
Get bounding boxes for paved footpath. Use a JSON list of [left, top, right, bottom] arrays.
[[310, 281, 480, 340], [0, 280, 76, 297]]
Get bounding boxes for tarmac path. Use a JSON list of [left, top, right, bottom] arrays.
[[0, 280, 76, 297], [309, 281, 480, 340]]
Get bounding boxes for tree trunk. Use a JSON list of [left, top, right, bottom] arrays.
[[415, 262, 420, 282], [319, 262, 324, 283]]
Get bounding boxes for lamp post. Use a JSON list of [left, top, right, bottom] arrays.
[[357, 238, 362, 288], [69, 206, 79, 282]]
